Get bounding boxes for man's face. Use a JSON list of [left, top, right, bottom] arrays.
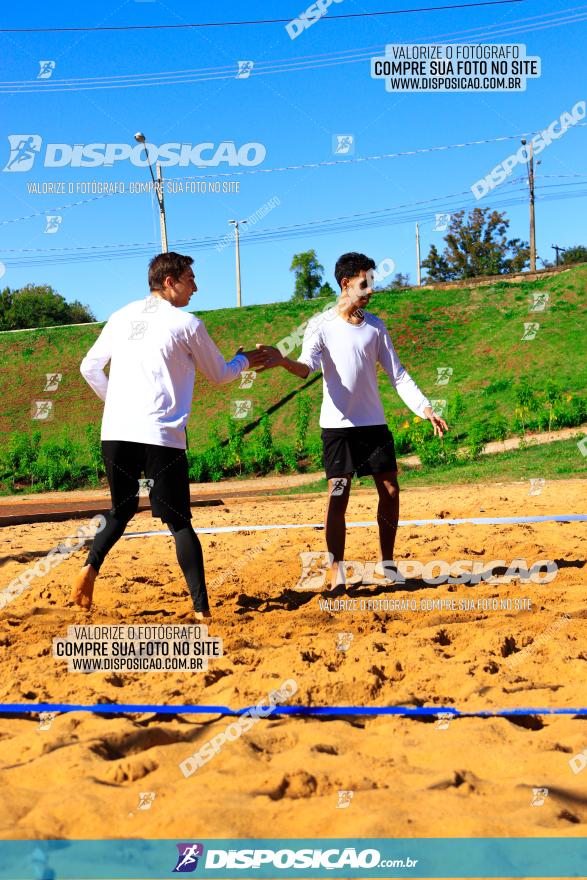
[[163, 267, 197, 307], [340, 270, 373, 309]]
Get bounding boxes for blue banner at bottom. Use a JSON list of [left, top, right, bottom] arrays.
[[0, 838, 585, 879]]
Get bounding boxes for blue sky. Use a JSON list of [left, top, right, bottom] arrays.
[[0, 0, 586, 321]]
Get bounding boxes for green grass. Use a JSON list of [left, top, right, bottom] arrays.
[[272, 436, 587, 494], [0, 264, 586, 492]]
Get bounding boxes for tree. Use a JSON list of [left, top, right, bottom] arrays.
[[561, 245, 587, 265], [0, 284, 95, 330], [422, 208, 530, 282], [389, 272, 411, 289], [290, 250, 325, 300], [317, 281, 336, 298]]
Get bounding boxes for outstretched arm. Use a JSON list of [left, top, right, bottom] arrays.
[[256, 347, 311, 379], [191, 323, 272, 383], [378, 326, 449, 437]]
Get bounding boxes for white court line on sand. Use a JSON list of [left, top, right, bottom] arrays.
[[122, 514, 587, 539]]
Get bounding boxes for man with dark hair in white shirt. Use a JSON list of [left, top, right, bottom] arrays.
[[261, 251, 448, 589], [74, 252, 269, 620]]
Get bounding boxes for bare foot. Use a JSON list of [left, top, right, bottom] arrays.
[[194, 610, 211, 622], [70, 564, 97, 611], [329, 561, 346, 591]]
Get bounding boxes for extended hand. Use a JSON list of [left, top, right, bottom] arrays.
[[251, 344, 285, 371], [235, 344, 275, 370], [423, 406, 449, 438]]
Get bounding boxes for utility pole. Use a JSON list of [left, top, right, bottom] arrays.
[[522, 138, 536, 272], [552, 244, 566, 266], [229, 219, 247, 307], [156, 162, 168, 253], [415, 222, 421, 286], [134, 132, 168, 252]]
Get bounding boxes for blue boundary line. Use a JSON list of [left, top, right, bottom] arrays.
[[0, 703, 585, 716]]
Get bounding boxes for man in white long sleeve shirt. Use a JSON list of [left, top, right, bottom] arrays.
[[261, 252, 448, 589], [74, 251, 269, 619]]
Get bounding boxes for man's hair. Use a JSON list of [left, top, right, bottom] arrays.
[[148, 252, 194, 291], [334, 252, 376, 288]]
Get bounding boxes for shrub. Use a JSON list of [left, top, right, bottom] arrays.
[[295, 396, 311, 455]]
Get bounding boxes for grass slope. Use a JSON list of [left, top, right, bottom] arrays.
[[1, 265, 585, 454]]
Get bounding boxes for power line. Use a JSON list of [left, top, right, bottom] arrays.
[[2, 181, 585, 266], [0, 1, 524, 33], [2, 6, 585, 93]]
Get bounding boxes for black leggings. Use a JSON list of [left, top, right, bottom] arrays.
[[86, 502, 210, 613]]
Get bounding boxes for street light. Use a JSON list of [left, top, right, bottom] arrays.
[[134, 131, 168, 253], [229, 219, 248, 307]]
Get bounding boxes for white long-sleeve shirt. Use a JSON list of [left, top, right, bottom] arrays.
[[297, 308, 431, 428], [80, 295, 248, 448]]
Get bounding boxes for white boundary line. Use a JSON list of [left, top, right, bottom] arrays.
[[122, 514, 587, 539]]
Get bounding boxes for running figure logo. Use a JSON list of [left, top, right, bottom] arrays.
[[530, 788, 549, 807], [430, 399, 447, 417], [137, 791, 156, 810], [173, 843, 204, 873], [231, 399, 252, 419], [3, 135, 42, 172], [336, 632, 353, 651], [433, 212, 451, 232], [37, 60, 56, 79], [44, 215, 62, 234], [31, 401, 54, 420], [522, 322, 540, 341], [529, 292, 549, 312], [239, 370, 256, 389], [435, 712, 453, 730], [337, 790, 354, 808], [435, 367, 453, 386], [44, 373, 62, 392], [296, 551, 333, 590], [330, 477, 348, 496], [236, 61, 254, 78], [332, 134, 354, 155], [129, 321, 149, 341]]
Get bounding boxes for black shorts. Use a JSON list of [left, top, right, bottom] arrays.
[[101, 440, 191, 526], [321, 425, 398, 480]]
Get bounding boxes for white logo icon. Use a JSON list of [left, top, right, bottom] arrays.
[[435, 367, 453, 386], [435, 712, 453, 730], [37, 60, 56, 79], [4, 134, 42, 172], [530, 292, 549, 312], [528, 478, 545, 496], [337, 790, 354, 808], [137, 791, 156, 810], [577, 436, 587, 458], [129, 321, 149, 340], [330, 477, 348, 497], [530, 787, 549, 807], [522, 322, 539, 341], [44, 373, 62, 391], [31, 400, 54, 420], [136, 478, 154, 497], [236, 61, 254, 79], [142, 296, 160, 313], [38, 712, 57, 730], [296, 551, 333, 591], [336, 632, 353, 652], [433, 213, 452, 232], [239, 370, 256, 389], [333, 134, 354, 155], [430, 399, 447, 417], [231, 400, 252, 419], [44, 215, 62, 234]]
